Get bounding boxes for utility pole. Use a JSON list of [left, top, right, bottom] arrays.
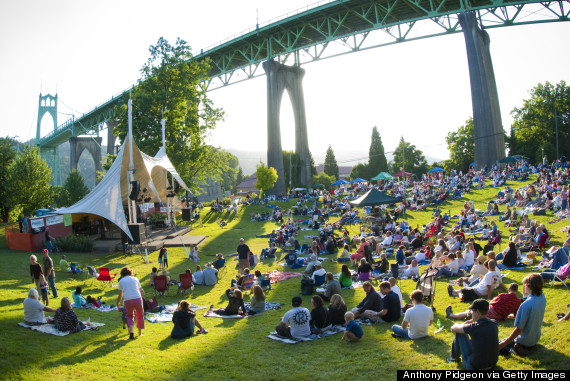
[[555, 107, 559, 160], [402, 138, 406, 171]]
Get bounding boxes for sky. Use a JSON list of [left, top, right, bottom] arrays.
[[0, 0, 569, 167]]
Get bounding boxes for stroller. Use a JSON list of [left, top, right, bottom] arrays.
[[416, 267, 439, 310]]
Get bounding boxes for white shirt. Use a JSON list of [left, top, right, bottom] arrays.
[[447, 259, 459, 274], [311, 267, 326, 281], [382, 236, 393, 246], [414, 251, 426, 262], [23, 298, 47, 323], [118, 276, 142, 301], [474, 270, 501, 295], [391, 285, 404, 308], [463, 250, 475, 267], [404, 265, 420, 278], [404, 303, 434, 339], [193, 271, 204, 285], [281, 307, 311, 338]]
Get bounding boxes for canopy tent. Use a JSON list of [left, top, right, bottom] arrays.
[[351, 178, 368, 183], [428, 167, 444, 173], [349, 188, 401, 207], [392, 170, 412, 177], [56, 134, 189, 241], [499, 156, 518, 164], [371, 172, 392, 181], [331, 179, 350, 186], [469, 162, 475, 167]]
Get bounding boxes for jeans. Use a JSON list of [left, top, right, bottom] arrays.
[[540, 269, 557, 281], [450, 333, 474, 370], [47, 275, 58, 297], [391, 325, 411, 339], [550, 248, 569, 270], [438, 268, 455, 277]]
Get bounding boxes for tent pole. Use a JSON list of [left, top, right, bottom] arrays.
[[128, 96, 137, 224]]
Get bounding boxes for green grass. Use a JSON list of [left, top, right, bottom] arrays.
[[0, 177, 569, 380]]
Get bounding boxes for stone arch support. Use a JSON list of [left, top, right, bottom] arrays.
[[69, 136, 103, 173], [262, 59, 312, 195]]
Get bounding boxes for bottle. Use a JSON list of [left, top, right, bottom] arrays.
[[437, 319, 442, 329]]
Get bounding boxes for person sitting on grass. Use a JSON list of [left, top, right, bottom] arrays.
[[248, 285, 266, 315], [341, 311, 363, 342], [437, 252, 460, 278], [388, 277, 404, 311], [391, 290, 433, 340], [171, 300, 207, 339], [328, 294, 348, 326], [375, 281, 401, 323], [211, 289, 247, 316], [338, 244, 352, 262], [255, 270, 271, 290], [338, 264, 353, 288], [447, 260, 503, 301], [310, 295, 331, 333], [357, 258, 373, 281], [23, 288, 55, 325], [72, 286, 87, 308], [276, 296, 311, 339], [498, 273, 546, 357], [318, 272, 341, 302], [59, 255, 69, 272], [372, 253, 390, 278], [447, 283, 521, 322], [403, 259, 420, 279], [193, 265, 204, 286], [351, 281, 383, 321], [54, 297, 91, 333], [447, 299, 499, 370]]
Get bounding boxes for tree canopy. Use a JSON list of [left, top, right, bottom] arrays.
[[390, 136, 428, 177], [255, 162, 278, 198], [63, 169, 89, 206], [509, 80, 569, 163], [445, 118, 474, 173], [113, 37, 228, 193], [0, 138, 18, 222], [323, 145, 339, 180]]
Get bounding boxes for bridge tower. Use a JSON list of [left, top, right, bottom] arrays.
[[36, 93, 62, 185], [263, 59, 312, 195], [459, 12, 506, 168]]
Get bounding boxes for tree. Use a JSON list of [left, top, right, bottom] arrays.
[[391, 136, 428, 177], [349, 163, 370, 181], [312, 172, 334, 191], [368, 126, 388, 178], [64, 170, 89, 206], [113, 37, 227, 193], [7, 146, 52, 216], [96, 153, 116, 184], [0, 138, 18, 222], [255, 162, 278, 198], [445, 118, 474, 173], [323, 145, 339, 180], [510, 81, 570, 163]]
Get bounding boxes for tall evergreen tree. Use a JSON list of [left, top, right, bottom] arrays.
[[368, 126, 388, 177], [323, 145, 339, 180], [64, 169, 89, 206]]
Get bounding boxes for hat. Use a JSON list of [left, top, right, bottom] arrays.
[[468, 298, 489, 312], [42, 249, 49, 254], [206, 262, 214, 268], [292, 296, 302, 307], [315, 261, 322, 267], [476, 255, 486, 264]]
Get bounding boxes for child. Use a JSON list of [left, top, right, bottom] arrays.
[[72, 286, 87, 307], [341, 311, 363, 342], [119, 306, 128, 329], [158, 249, 164, 269], [39, 274, 49, 305], [149, 267, 159, 287], [255, 270, 272, 290], [162, 248, 169, 269], [191, 246, 199, 262]]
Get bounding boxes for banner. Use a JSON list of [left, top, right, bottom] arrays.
[[30, 218, 45, 230], [63, 214, 72, 226], [46, 215, 64, 226]]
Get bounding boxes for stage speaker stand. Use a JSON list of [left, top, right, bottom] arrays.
[[181, 208, 191, 221], [128, 223, 146, 244]]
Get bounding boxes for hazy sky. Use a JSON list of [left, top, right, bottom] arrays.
[[1, 0, 568, 166]]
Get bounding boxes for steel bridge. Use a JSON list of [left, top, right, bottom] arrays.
[[36, 0, 569, 187]]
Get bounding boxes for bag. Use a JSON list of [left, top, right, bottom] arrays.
[[249, 254, 259, 267], [301, 279, 314, 295]]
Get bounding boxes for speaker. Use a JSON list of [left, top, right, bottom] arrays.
[[127, 223, 146, 244], [129, 181, 140, 201], [181, 208, 191, 221]]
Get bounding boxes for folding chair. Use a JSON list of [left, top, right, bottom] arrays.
[[260, 278, 272, 291], [153, 275, 170, 297], [69, 262, 84, 276], [96, 267, 116, 287], [177, 273, 194, 295], [87, 266, 99, 285], [239, 274, 255, 293], [314, 274, 326, 287]]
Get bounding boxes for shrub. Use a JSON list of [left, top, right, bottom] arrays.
[[55, 235, 95, 252], [147, 212, 167, 224]]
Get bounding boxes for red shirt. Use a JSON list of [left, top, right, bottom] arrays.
[[487, 292, 521, 321]]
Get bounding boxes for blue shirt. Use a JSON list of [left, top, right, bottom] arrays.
[[514, 293, 546, 347], [396, 250, 405, 266], [346, 320, 363, 338]]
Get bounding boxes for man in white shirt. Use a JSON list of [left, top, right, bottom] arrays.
[[310, 262, 326, 282], [403, 259, 420, 279], [391, 290, 433, 339], [448, 260, 503, 300], [276, 296, 311, 339], [388, 277, 404, 309]]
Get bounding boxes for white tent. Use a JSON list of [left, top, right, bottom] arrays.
[[56, 134, 190, 241]]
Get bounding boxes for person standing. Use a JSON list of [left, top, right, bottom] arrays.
[[116, 267, 145, 339], [448, 299, 499, 370], [29, 255, 43, 295], [237, 238, 250, 275], [44, 227, 53, 253], [42, 249, 58, 298], [498, 273, 546, 356]]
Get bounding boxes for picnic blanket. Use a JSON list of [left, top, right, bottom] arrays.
[[202, 309, 246, 319], [202, 302, 284, 319], [72, 303, 118, 312], [145, 303, 208, 323], [266, 270, 302, 283], [266, 325, 345, 344], [18, 322, 104, 336], [278, 258, 327, 267]]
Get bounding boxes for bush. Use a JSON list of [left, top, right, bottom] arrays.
[[55, 235, 95, 252], [147, 212, 167, 224]]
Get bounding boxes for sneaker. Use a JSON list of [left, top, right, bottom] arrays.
[[129, 333, 134, 340], [209, 305, 214, 312], [446, 306, 453, 319], [447, 285, 454, 297], [199, 328, 208, 334], [446, 357, 460, 363], [391, 333, 402, 339]]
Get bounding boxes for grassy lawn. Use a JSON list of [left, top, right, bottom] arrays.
[[1, 177, 569, 380]]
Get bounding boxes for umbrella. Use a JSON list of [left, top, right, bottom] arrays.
[[499, 156, 518, 164], [469, 162, 475, 167], [392, 170, 412, 177], [331, 179, 350, 186], [428, 167, 444, 173], [371, 172, 393, 181], [351, 178, 368, 183]]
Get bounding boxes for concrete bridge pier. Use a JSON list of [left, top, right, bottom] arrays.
[[262, 59, 312, 195], [106, 120, 117, 156], [459, 12, 505, 168], [69, 136, 103, 173]]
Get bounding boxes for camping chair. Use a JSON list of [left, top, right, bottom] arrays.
[[177, 273, 194, 295], [153, 275, 170, 297], [217, 219, 227, 229], [96, 267, 116, 287], [314, 274, 326, 287], [239, 274, 255, 293], [87, 266, 99, 285], [260, 278, 272, 291], [215, 258, 227, 276], [69, 262, 84, 276]]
